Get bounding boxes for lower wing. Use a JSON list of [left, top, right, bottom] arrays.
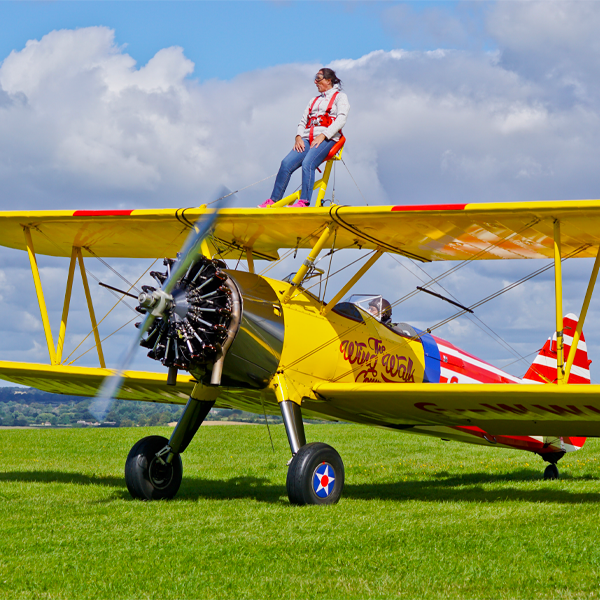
[[311, 382, 600, 436], [0, 361, 194, 404]]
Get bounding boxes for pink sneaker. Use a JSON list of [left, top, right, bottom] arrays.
[[288, 199, 310, 208], [258, 199, 275, 208]]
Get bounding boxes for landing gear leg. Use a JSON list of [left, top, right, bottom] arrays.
[[280, 400, 306, 456], [541, 451, 565, 480], [279, 400, 345, 505], [125, 392, 215, 500]]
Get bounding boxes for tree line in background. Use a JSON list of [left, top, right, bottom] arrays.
[[0, 387, 281, 428]]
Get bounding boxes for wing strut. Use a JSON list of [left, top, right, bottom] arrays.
[[76, 248, 106, 369], [245, 248, 255, 274], [56, 246, 78, 363], [281, 223, 337, 303], [565, 244, 600, 382], [321, 249, 383, 315], [553, 220, 565, 384], [23, 227, 105, 368], [24, 226, 57, 365]]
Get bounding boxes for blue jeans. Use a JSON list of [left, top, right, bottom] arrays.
[[270, 138, 336, 205]]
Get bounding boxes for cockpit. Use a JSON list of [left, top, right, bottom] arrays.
[[332, 294, 392, 324], [346, 294, 392, 324], [332, 294, 419, 340]]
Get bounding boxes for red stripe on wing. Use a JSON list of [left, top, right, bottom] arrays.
[[391, 203, 467, 212], [73, 210, 134, 217]]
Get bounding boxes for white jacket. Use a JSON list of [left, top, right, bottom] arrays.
[[296, 85, 349, 142]]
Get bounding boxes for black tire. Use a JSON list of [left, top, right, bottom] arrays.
[[544, 463, 560, 480], [286, 442, 344, 506], [125, 435, 183, 500]]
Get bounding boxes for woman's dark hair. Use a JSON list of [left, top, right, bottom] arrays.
[[319, 67, 342, 88]]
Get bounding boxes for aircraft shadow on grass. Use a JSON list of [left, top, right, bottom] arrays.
[[1, 469, 600, 505], [0, 471, 124, 488], [0, 471, 284, 503]]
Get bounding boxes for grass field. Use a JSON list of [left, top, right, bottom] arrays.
[[1, 424, 600, 599]]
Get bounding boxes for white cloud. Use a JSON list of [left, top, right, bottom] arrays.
[[487, 1, 600, 105]]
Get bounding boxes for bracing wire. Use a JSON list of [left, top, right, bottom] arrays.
[[499, 349, 540, 371], [66, 316, 139, 365], [259, 225, 326, 277], [322, 229, 337, 301], [206, 172, 277, 206], [284, 245, 586, 376], [33, 223, 187, 366], [389, 254, 533, 369], [388, 253, 563, 382], [376, 219, 546, 314], [62, 259, 159, 365], [302, 250, 377, 294], [341, 158, 368, 205], [82, 268, 138, 313], [85, 247, 141, 294], [260, 395, 275, 453], [427, 245, 587, 334]]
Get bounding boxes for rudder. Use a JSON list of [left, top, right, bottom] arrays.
[[523, 313, 590, 454], [523, 313, 591, 384]]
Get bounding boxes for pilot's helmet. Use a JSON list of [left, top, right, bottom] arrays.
[[380, 298, 392, 324], [368, 298, 392, 324]]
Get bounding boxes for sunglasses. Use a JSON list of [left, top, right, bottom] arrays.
[[314, 75, 325, 82]]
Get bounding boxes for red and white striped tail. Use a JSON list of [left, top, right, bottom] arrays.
[[523, 313, 592, 384]]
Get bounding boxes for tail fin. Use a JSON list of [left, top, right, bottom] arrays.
[[523, 313, 592, 384]]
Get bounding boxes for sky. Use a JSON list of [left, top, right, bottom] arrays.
[[1, 0, 600, 384]]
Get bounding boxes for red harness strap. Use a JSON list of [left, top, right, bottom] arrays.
[[307, 91, 339, 144]]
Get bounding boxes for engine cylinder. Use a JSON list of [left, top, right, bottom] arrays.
[[139, 257, 234, 370]]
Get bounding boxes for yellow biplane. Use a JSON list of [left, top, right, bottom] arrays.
[[2, 162, 600, 504]]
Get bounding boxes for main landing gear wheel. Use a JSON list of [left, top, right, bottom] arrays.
[[286, 442, 345, 506], [125, 435, 183, 500], [543, 463, 560, 480]]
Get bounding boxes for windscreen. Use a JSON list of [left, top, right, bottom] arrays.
[[346, 294, 384, 320]]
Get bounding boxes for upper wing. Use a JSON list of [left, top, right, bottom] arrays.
[[2, 199, 600, 261], [310, 381, 600, 436]]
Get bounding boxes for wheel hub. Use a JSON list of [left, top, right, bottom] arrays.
[[312, 462, 336, 498], [148, 456, 175, 490]]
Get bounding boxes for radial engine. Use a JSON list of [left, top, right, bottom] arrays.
[[136, 257, 285, 389]]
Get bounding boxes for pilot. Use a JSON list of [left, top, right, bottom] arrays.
[[259, 68, 349, 209], [368, 298, 392, 325]]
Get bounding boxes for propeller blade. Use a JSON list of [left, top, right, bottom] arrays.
[[89, 188, 232, 421], [88, 312, 156, 421]]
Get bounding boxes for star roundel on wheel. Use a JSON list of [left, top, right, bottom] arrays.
[[313, 462, 335, 498]]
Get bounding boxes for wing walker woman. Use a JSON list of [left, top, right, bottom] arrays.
[[259, 68, 349, 208]]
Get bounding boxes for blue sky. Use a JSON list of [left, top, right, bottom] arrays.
[[2, 0, 600, 381], [0, 1, 484, 80]]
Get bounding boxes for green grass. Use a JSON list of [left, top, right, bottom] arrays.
[[0, 424, 600, 599]]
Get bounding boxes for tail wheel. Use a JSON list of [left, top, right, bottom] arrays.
[[125, 435, 183, 500], [544, 463, 560, 480], [286, 442, 344, 506]]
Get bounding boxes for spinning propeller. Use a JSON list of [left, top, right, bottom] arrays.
[[89, 190, 233, 421]]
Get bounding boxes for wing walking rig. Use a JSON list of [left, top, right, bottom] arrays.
[[2, 193, 600, 504]]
